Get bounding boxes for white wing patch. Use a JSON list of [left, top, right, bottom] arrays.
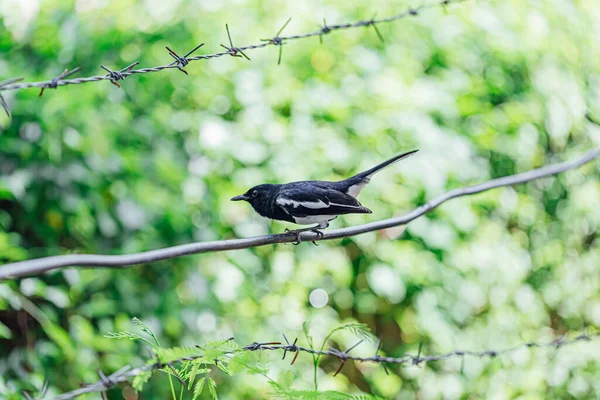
[[347, 179, 369, 198], [276, 197, 330, 209]]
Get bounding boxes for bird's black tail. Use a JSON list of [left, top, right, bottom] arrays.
[[350, 150, 418, 181]]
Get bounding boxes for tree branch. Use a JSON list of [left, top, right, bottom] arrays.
[[1, 148, 598, 281]]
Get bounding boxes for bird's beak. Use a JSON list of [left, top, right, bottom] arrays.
[[230, 194, 247, 201]]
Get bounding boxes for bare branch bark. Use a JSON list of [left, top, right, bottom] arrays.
[[1, 148, 598, 281]]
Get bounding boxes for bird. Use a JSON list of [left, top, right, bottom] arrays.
[[231, 150, 418, 244]]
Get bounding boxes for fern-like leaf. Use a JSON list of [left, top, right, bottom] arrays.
[[154, 346, 203, 364], [326, 323, 373, 343], [192, 377, 206, 400], [216, 361, 231, 376], [132, 369, 152, 392], [302, 321, 314, 350], [178, 359, 192, 378], [277, 370, 294, 390], [208, 376, 218, 400], [132, 317, 160, 347], [104, 331, 156, 348], [270, 388, 383, 400], [270, 386, 353, 400], [187, 361, 210, 389]]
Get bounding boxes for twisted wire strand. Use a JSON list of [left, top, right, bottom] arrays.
[[0, 0, 459, 95], [45, 331, 600, 400], [1, 147, 598, 280]]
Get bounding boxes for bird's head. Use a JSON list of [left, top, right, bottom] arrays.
[[230, 184, 275, 208]]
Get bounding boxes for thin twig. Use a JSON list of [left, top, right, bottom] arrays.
[[0, 0, 464, 115], [0, 147, 598, 280], [49, 331, 600, 400]]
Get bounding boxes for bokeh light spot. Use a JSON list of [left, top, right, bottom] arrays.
[[309, 288, 329, 308]]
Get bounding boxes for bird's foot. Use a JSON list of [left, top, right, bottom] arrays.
[[284, 226, 325, 246], [284, 228, 302, 245], [309, 229, 324, 245]]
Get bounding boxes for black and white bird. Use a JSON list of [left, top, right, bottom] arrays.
[[231, 150, 418, 242]]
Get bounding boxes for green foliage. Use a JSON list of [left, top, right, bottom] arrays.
[[104, 330, 158, 348], [132, 317, 161, 347], [303, 321, 315, 351], [269, 384, 385, 400], [104, 318, 383, 398], [132, 370, 153, 392], [106, 319, 234, 395], [2, 0, 600, 398], [208, 376, 218, 400], [320, 322, 374, 346], [192, 377, 206, 400], [0, 320, 11, 339]]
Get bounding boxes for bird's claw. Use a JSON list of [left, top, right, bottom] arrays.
[[284, 228, 302, 245], [310, 229, 324, 246], [311, 229, 324, 240], [284, 227, 324, 246]]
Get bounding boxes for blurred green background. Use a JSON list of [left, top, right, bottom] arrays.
[[1, 0, 600, 398]]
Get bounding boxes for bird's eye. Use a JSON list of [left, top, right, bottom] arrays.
[[251, 190, 259, 198]]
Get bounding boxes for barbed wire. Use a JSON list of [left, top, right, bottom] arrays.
[[0, 0, 463, 117], [0, 146, 599, 280], [39, 331, 600, 400]]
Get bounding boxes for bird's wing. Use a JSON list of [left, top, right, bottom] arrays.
[[276, 185, 372, 217]]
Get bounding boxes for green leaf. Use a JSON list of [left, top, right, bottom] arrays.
[[268, 389, 383, 400], [302, 321, 314, 350], [227, 351, 253, 375], [187, 361, 208, 389], [104, 331, 156, 348], [132, 317, 160, 347], [132, 370, 152, 392], [198, 337, 238, 361], [216, 361, 231, 376], [208, 376, 218, 400], [178, 360, 192, 378], [192, 377, 206, 400], [269, 386, 354, 399], [324, 323, 373, 343], [0, 320, 12, 339], [0, 183, 14, 200], [350, 395, 387, 400], [43, 323, 76, 360], [154, 346, 203, 364], [277, 370, 293, 390]]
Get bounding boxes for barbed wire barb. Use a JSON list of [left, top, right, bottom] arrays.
[[413, 341, 424, 366], [221, 24, 251, 60], [166, 43, 205, 74], [367, 13, 385, 42], [0, 0, 464, 115], [374, 338, 389, 375], [332, 339, 364, 376], [101, 62, 139, 87], [261, 17, 292, 64], [39, 67, 80, 96], [0, 77, 23, 116], [319, 18, 331, 44]]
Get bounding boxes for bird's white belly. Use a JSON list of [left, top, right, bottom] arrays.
[[293, 215, 337, 225]]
